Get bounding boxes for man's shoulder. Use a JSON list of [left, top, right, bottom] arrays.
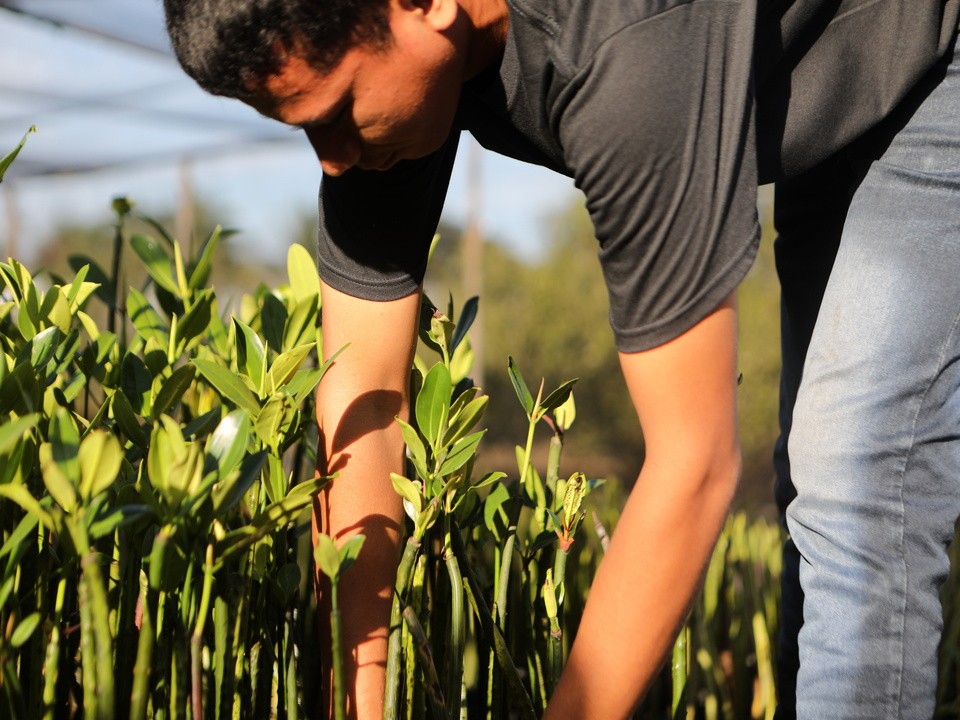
[[509, 0, 731, 75]]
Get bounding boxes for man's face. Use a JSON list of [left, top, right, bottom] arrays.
[[251, 1, 465, 176]]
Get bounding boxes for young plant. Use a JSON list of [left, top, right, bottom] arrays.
[[314, 534, 366, 720]]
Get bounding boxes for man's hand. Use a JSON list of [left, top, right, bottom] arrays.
[[313, 281, 421, 720], [544, 292, 741, 719]]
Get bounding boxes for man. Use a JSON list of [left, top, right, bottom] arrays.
[[164, 0, 960, 717]]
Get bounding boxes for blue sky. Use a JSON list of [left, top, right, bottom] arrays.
[[0, 7, 581, 267]]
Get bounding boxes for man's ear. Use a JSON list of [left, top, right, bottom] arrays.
[[397, 0, 459, 31]]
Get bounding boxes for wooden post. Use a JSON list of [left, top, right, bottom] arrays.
[[3, 183, 19, 261], [461, 141, 485, 388], [175, 157, 195, 247]]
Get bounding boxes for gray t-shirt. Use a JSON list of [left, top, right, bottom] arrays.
[[317, 0, 959, 352]]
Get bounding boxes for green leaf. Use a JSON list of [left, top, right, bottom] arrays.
[[0, 414, 38, 456], [68, 256, 114, 308], [152, 364, 196, 418], [88, 504, 151, 540], [135, 213, 175, 249], [62, 264, 95, 310], [77, 430, 123, 500], [29, 326, 60, 370], [243, 482, 323, 541], [507, 357, 534, 417], [128, 289, 169, 347], [175, 290, 213, 351], [472, 470, 506, 491], [121, 353, 154, 415], [283, 295, 319, 351], [9, 612, 41, 649], [205, 410, 251, 480], [561, 473, 586, 528], [193, 358, 260, 415], [450, 296, 478, 355], [396, 418, 428, 479], [313, 533, 340, 580], [263, 452, 287, 505], [40, 289, 72, 334], [111, 391, 148, 448], [212, 451, 267, 517], [130, 234, 179, 295], [0, 126, 36, 183], [415, 363, 451, 450], [553, 391, 577, 431], [0, 361, 40, 415], [0, 484, 53, 529], [529, 530, 557, 556], [483, 481, 511, 540], [437, 430, 485, 477], [546, 508, 562, 533], [17, 281, 39, 340], [0, 513, 37, 564], [275, 562, 302, 603], [147, 416, 201, 509], [39, 443, 78, 514], [338, 534, 365, 576], [149, 524, 188, 591], [390, 473, 422, 514], [254, 394, 295, 451], [261, 293, 288, 351], [188, 226, 221, 290], [282, 366, 325, 406], [449, 337, 475, 385], [234, 318, 266, 394], [287, 243, 321, 302], [538, 379, 579, 418], [173, 241, 189, 296], [269, 344, 313, 390], [48, 409, 80, 482], [442, 394, 488, 447]]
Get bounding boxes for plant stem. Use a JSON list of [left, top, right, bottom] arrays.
[[190, 544, 214, 720], [330, 577, 346, 720], [384, 536, 421, 720], [70, 516, 115, 720], [42, 578, 67, 720], [130, 574, 155, 720], [494, 406, 539, 630], [443, 523, 464, 720], [78, 573, 98, 719], [402, 604, 446, 720], [450, 523, 536, 720], [545, 433, 562, 495], [671, 623, 689, 720]]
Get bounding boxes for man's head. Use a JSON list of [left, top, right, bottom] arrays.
[[165, 0, 501, 176], [163, 0, 392, 102]]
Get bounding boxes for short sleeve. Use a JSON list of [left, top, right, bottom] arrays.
[[316, 130, 461, 300], [556, 0, 760, 352]]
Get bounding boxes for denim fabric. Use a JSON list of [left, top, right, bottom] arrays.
[[774, 36, 960, 720]]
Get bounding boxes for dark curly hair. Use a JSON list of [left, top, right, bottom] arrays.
[[163, 0, 391, 101]]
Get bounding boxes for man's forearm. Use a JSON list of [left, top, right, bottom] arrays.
[[313, 283, 421, 720], [544, 452, 739, 719], [314, 399, 406, 720], [543, 294, 741, 720]]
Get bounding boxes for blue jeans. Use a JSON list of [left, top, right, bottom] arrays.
[[774, 37, 960, 720]]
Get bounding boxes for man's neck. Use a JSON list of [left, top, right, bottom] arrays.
[[459, 0, 510, 79]]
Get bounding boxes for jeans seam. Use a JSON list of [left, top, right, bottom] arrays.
[[891, 306, 960, 719]]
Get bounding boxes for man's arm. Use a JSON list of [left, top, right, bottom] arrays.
[[544, 293, 741, 720], [312, 281, 421, 720]]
